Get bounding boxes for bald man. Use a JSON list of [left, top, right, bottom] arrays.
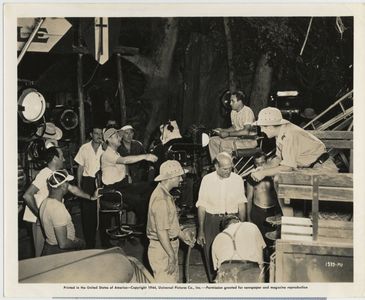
[[196, 151, 247, 282]]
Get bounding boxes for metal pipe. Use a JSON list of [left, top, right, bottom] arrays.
[[77, 21, 86, 144], [116, 53, 127, 126], [17, 18, 45, 65]]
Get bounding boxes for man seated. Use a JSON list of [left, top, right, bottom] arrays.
[[40, 170, 86, 256], [209, 91, 257, 161], [211, 214, 266, 283]]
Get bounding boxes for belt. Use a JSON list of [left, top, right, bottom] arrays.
[[308, 152, 330, 168], [151, 236, 178, 242], [253, 203, 275, 210], [208, 212, 238, 217], [221, 260, 258, 267]]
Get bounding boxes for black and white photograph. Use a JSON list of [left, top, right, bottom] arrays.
[[3, 2, 365, 298]]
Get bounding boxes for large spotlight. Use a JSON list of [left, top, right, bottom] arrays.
[[18, 88, 46, 123], [52, 105, 79, 131]]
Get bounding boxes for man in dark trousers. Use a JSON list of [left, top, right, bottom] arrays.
[[74, 125, 104, 248], [196, 151, 247, 282]]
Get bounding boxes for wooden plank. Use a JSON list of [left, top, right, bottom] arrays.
[[312, 176, 319, 240], [277, 172, 313, 185], [281, 234, 313, 242], [350, 149, 353, 172], [282, 225, 312, 235], [278, 173, 353, 187], [318, 228, 353, 239], [278, 185, 313, 199], [316, 237, 353, 244], [321, 140, 353, 149], [278, 185, 353, 202], [319, 187, 353, 201], [318, 173, 353, 187], [276, 240, 353, 255], [318, 220, 353, 229], [282, 216, 312, 226], [275, 241, 284, 282], [307, 130, 353, 140]]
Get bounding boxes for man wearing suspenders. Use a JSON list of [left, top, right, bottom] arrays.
[[211, 214, 266, 283]]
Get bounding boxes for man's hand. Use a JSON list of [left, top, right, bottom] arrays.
[[197, 229, 206, 246], [251, 170, 265, 182], [166, 255, 177, 275], [145, 154, 158, 163], [181, 228, 196, 248], [90, 188, 102, 201], [218, 131, 230, 138], [74, 238, 86, 250]]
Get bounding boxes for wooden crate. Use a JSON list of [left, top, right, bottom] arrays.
[[274, 239, 353, 282], [278, 173, 353, 240]]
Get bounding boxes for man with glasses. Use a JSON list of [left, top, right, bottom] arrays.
[[196, 151, 247, 282], [208, 91, 257, 161]]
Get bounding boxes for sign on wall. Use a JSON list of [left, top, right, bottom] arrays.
[[17, 18, 72, 53]]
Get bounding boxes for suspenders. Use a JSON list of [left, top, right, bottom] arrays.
[[221, 223, 246, 262]]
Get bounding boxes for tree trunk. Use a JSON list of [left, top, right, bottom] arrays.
[[223, 17, 237, 93], [182, 33, 201, 128], [122, 18, 179, 146], [249, 53, 273, 116]]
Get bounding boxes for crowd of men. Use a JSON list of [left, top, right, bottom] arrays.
[[22, 90, 336, 283]]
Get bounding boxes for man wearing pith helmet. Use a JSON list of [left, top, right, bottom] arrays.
[[146, 160, 195, 283], [251, 107, 338, 184]]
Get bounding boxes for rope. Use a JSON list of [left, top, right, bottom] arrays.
[[300, 17, 313, 56], [335, 17, 346, 39]]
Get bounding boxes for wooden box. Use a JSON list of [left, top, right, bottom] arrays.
[[275, 239, 353, 282]]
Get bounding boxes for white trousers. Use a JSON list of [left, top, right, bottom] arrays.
[[208, 136, 257, 160]]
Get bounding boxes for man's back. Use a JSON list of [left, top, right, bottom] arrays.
[[212, 222, 266, 270]]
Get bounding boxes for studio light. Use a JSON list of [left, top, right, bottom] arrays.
[[18, 88, 46, 123]]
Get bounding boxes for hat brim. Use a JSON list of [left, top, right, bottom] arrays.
[[43, 126, 63, 140], [104, 129, 121, 141], [253, 118, 289, 126], [300, 112, 317, 119], [120, 125, 134, 131], [66, 174, 75, 182], [154, 169, 189, 181]]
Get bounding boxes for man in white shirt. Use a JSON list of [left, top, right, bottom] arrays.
[[100, 128, 158, 238], [40, 170, 86, 256], [208, 91, 257, 161], [212, 214, 266, 283], [74, 125, 104, 248], [23, 147, 98, 257], [196, 151, 247, 282]]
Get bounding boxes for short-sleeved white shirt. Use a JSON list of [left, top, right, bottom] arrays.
[[23, 167, 52, 223], [101, 146, 126, 185], [230, 106, 255, 130], [212, 222, 266, 270], [40, 198, 76, 245], [74, 141, 103, 177], [276, 123, 326, 168], [196, 171, 247, 214]]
